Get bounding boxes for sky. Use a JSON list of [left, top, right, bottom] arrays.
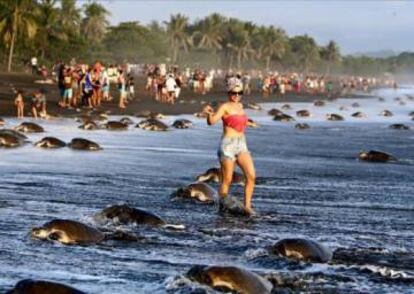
[[88, 0, 414, 55]]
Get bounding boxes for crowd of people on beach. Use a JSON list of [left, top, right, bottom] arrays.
[[144, 64, 217, 103], [15, 56, 397, 120], [54, 61, 135, 110]]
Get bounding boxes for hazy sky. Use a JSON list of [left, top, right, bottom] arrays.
[[91, 0, 414, 54]]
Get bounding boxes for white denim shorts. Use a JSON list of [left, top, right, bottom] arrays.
[[217, 136, 249, 161]]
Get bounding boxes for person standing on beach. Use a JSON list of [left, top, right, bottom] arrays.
[[203, 78, 256, 216], [117, 69, 126, 109], [30, 56, 38, 75], [31, 90, 47, 119], [62, 68, 73, 108], [14, 90, 25, 119]]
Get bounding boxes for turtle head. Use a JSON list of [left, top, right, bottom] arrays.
[[359, 151, 368, 159], [31, 227, 49, 240], [175, 187, 190, 199], [187, 265, 211, 284]]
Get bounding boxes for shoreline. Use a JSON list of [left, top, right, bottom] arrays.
[[0, 72, 378, 119]]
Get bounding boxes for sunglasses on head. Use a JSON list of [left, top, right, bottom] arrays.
[[229, 91, 243, 96]]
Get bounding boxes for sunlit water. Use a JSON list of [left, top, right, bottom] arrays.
[[0, 88, 413, 293]]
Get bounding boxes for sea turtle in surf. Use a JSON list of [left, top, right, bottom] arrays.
[[172, 119, 193, 129], [68, 138, 102, 151], [14, 122, 44, 133], [120, 117, 135, 125], [6, 279, 86, 294], [94, 204, 166, 226], [295, 123, 310, 130], [102, 121, 128, 130], [313, 100, 325, 107], [389, 124, 410, 130], [196, 167, 245, 186], [171, 182, 218, 204], [270, 238, 333, 263], [351, 111, 365, 118], [136, 118, 169, 131], [281, 104, 292, 110], [268, 108, 283, 116], [273, 113, 295, 122], [247, 119, 260, 128], [0, 130, 26, 148], [194, 112, 208, 118], [358, 150, 397, 163], [135, 111, 165, 119], [0, 129, 27, 140], [245, 103, 262, 111], [296, 110, 310, 117], [78, 121, 99, 130], [380, 110, 393, 117], [187, 265, 272, 294], [31, 219, 138, 245], [34, 137, 66, 148], [326, 113, 344, 121]]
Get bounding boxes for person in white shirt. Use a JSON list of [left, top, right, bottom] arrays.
[[165, 74, 177, 104], [31, 57, 38, 75]]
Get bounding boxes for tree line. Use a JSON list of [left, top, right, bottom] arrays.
[[1, 0, 413, 76]]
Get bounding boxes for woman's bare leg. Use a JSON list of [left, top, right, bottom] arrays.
[[237, 152, 256, 215], [219, 158, 235, 198]]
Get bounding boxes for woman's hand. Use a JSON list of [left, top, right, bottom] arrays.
[[202, 105, 214, 114]]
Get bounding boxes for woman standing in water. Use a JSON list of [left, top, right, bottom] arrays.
[[204, 79, 256, 216]]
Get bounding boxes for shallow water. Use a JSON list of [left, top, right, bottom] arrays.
[[1, 88, 413, 293]]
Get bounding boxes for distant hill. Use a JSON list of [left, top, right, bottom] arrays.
[[351, 50, 399, 58]]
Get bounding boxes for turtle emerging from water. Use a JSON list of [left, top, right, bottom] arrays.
[[14, 122, 44, 133], [31, 219, 139, 245], [6, 279, 86, 294], [0, 129, 27, 148], [358, 150, 397, 163], [136, 118, 169, 131]]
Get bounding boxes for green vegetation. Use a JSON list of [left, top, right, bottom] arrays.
[[0, 0, 413, 75]]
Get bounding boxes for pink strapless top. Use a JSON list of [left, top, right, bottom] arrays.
[[222, 114, 248, 133]]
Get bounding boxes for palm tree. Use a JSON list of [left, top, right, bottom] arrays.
[[289, 35, 320, 74], [59, 0, 81, 37], [321, 40, 341, 75], [226, 20, 256, 70], [193, 13, 225, 64], [0, 0, 37, 72], [82, 2, 110, 44], [35, 0, 68, 59], [256, 26, 287, 71], [165, 13, 192, 63]]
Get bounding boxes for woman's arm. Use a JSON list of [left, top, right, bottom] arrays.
[[205, 103, 227, 125]]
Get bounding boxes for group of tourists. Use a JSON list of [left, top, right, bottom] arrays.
[[144, 65, 217, 103], [145, 64, 182, 104], [54, 62, 135, 110], [17, 58, 396, 120]]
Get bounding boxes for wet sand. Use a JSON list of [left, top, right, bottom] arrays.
[[0, 72, 373, 118]]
